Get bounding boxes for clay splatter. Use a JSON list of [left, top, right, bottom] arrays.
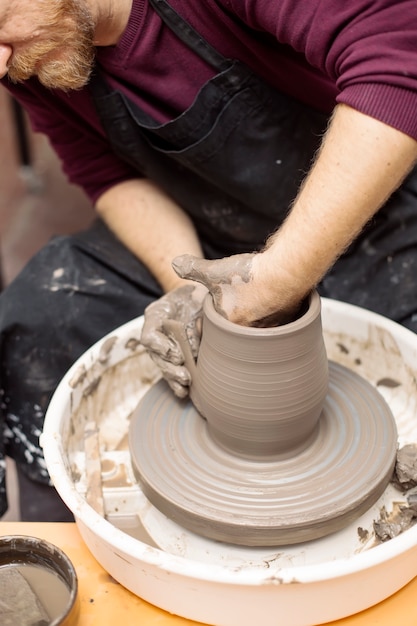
[[376, 377, 401, 389], [372, 444, 417, 542]]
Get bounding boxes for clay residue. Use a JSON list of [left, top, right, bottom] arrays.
[[335, 342, 349, 354], [68, 364, 88, 388], [84, 420, 104, 516], [125, 337, 141, 351], [98, 336, 117, 364], [102, 463, 133, 489], [357, 526, 369, 543], [324, 324, 417, 444], [67, 348, 160, 459], [372, 444, 417, 543], [0, 567, 50, 625], [392, 443, 417, 491], [376, 377, 401, 389], [373, 501, 417, 543]]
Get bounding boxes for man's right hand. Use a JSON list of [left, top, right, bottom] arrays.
[[140, 282, 208, 398], [172, 252, 303, 327]]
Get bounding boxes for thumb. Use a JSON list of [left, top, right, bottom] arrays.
[[172, 254, 213, 288]]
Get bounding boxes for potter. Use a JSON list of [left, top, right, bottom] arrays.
[[2, 0, 416, 532], [165, 290, 329, 459]]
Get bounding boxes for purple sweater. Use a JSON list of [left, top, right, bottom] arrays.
[[3, 0, 417, 203]]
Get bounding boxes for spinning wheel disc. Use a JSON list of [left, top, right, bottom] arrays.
[[129, 361, 398, 546]]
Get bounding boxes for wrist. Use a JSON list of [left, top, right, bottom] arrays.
[[252, 248, 311, 317]]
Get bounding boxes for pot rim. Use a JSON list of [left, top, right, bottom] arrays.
[[203, 290, 321, 336]]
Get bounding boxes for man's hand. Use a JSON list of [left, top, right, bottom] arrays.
[[141, 252, 303, 398], [171, 105, 417, 334], [172, 252, 303, 327], [141, 283, 207, 397]]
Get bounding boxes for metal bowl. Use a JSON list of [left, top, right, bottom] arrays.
[[0, 535, 79, 625]]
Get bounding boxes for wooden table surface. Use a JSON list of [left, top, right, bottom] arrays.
[[1, 522, 417, 625]]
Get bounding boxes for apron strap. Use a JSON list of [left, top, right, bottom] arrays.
[[148, 0, 232, 72]]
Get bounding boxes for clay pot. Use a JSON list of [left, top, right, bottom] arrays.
[[167, 290, 329, 459]]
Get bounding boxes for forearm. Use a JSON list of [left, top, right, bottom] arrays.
[[95, 178, 204, 292], [256, 103, 417, 311]]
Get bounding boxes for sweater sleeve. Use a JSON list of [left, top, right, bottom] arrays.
[[225, 0, 417, 139], [1, 79, 140, 204]]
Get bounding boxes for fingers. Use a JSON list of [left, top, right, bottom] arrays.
[[148, 352, 191, 398], [169, 380, 190, 399], [141, 314, 201, 363], [172, 253, 255, 287], [140, 283, 207, 399], [141, 324, 184, 364], [172, 254, 212, 286], [141, 296, 184, 363]]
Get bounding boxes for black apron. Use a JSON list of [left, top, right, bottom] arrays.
[[89, 0, 328, 257], [1, 0, 417, 517]]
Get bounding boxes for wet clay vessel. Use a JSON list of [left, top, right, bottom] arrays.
[[166, 291, 329, 459], [130, 292, 398, 546]]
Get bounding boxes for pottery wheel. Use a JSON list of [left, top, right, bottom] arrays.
[[129, 361, 398, 546]]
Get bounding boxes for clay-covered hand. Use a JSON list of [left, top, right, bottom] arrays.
[[172, 252, 303, 327], [141, 283, 208, 398]]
